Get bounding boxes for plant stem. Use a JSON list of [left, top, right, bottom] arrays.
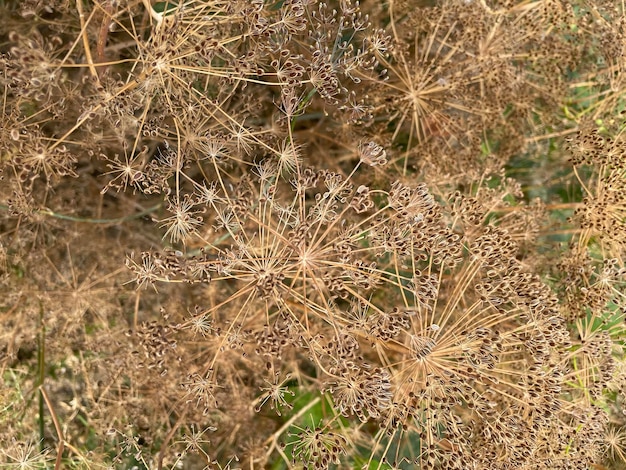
[[0, 202, 162, 224]]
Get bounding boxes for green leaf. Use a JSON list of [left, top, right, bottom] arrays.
[[153, 1, 178, 14]]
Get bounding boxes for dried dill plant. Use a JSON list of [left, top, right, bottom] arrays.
[[2, 0, 626, 468], [543, 117, 626, 469], [356, 0, 593, 184], [124, 149, 575, 467]]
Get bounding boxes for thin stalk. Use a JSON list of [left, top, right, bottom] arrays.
[[0, 202, 162, 224]]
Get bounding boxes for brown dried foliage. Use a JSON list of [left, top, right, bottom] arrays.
[[1, 0, 626, 469]]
